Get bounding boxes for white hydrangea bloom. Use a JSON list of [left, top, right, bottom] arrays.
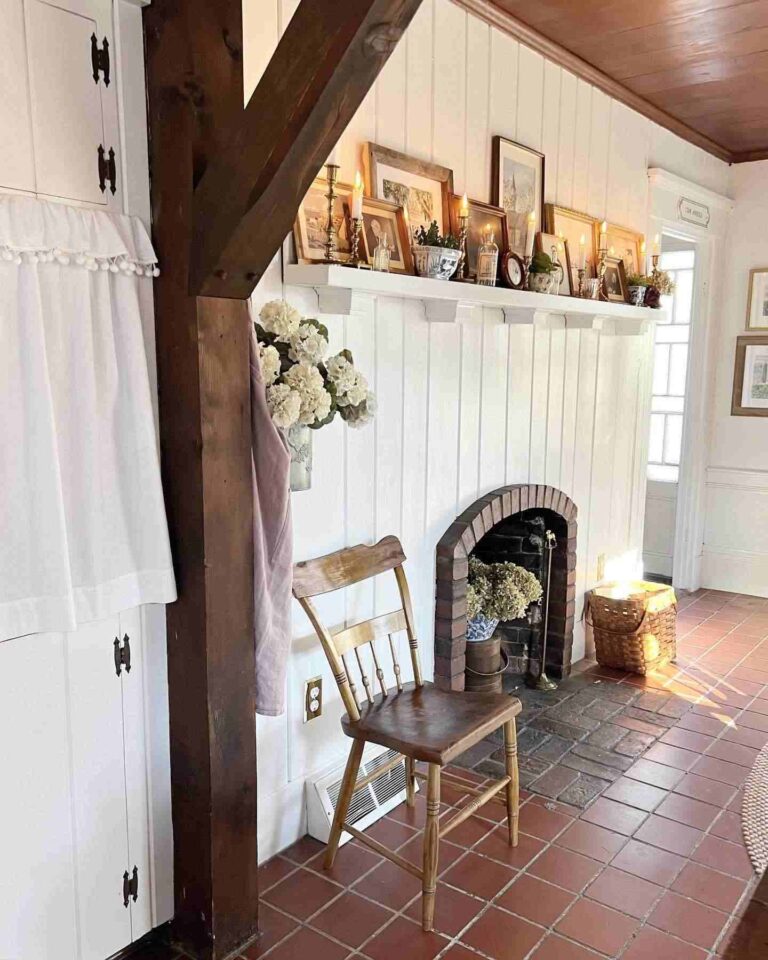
[[259, 299, 302, 340], [326, 354, 368, 407], [266, 383, 301, 428], [284, 362, 332, 425], [257, 341, 281, 385], [289, 323, 328, 364], [344, 391, 376, 429]]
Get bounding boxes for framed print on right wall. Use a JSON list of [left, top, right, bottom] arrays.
[[732, 335, 768, 417], [746, 268, 768, 330]]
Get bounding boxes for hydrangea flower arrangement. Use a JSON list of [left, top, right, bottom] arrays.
[[467, 557, 543, 622], [255, 299, 375, 431]]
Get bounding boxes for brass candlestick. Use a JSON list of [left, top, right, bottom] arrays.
[[323, 163, 341, 264], [534, 530, 558, 692], [455, 213, 470, 280], [522, 254, 532, 290], [349, 217, 364, 267], [597, 245, 608, 301], [577, 266, 586, 298]]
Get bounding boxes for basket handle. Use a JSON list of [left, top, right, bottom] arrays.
[[465, 647, 510, 677], [583, 593, 677, 634]]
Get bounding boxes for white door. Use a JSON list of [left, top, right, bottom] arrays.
[[0, 0, 36, 193], [0, 632, 79, 960], [24, 0, 122, 208]]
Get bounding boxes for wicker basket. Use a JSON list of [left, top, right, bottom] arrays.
[[586, 580, 677, 675]]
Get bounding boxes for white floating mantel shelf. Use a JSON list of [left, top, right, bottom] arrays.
[[284, 263, 658, 335]]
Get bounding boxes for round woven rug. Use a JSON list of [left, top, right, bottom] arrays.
[[742, 741, 768, 875]]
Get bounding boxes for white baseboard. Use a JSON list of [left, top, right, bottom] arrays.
[[700, 547, 768, 598], [258, 779, 307, 863]]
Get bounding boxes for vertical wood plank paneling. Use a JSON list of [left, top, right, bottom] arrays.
[[516, 46, 544, 151], [457, 316, 483, 512], [606, 100, 631, 228], [464, 15, 491, 199], [587, 336, 618, 582], [505, 325, 533, 483], [242, 0, 279, 104], [374, 298, 404, 615], [375, 33, 407, 152], [559, 328, 581, 497], [278, 0, 299, 33], [488, 29, 519, 144], [572, 80, 592, 214], [405, 0, 434, 158], [556, 71, 577, 209], [542, 61, 561, 204], [610, 337, 642, 559], [626, 114, 651, 233], [544, 325, 565, 486], [425, 324, 462, 540], [479, 309, 509, 492], [432, 0, 467, 183], [337, 86, 376, 183], [529, 326, 551, 482], [588, 89, 611, 218]]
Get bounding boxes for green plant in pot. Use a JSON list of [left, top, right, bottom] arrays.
[[527, 250, 558, 294], [627, 272, 651, 307], [466, 557, 543, 642], [412, 220, 461, 281]]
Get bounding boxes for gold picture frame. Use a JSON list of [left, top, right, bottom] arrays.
[[746, 268, 768, 331], [448, 194, 508, 280], [294, 177, 353, 263], [594, 221, 645, 278], [491, 136, 545, 259], [732, 335, 768, 417], [353, 197, 414, 274], [544, 204, 597, 290], [603, 255, 629, 303]]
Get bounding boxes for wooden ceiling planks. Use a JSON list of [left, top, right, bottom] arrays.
[[466, 0, 768, 161]]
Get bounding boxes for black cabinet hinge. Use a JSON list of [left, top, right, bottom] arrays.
[[122, 866, 138, 907], [114, 634, 131, 676], [91, 34, 110, 86], [97, 144, 117, 195]]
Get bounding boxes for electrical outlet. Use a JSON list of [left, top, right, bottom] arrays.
[[597, 553, 606, 581], [304, 676, 323, 723]]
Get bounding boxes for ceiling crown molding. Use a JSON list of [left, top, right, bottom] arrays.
[[451, 0, 735, 165], [647, 168, 735, 212]]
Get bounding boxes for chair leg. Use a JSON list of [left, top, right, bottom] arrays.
[[324, 739, 364, 870], [405, 756, 415, 807], [421, 763, 441, 932], [503, 718, 519, 847]]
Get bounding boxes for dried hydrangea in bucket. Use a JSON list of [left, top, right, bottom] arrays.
[[466, 557, 543, 642], [255, 300, 375, 491]]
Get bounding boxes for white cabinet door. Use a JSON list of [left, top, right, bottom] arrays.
[[0, 633, 79, 960], [24, 0, 122, 208], [0, 0, 36, 192], [66, 617, 133, 960]]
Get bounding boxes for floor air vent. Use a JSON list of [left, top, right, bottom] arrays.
[[307, 746, 416, 846]]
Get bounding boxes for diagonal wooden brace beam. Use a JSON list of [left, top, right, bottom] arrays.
[[189, 0, 425, 299]]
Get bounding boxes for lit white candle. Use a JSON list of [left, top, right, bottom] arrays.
[[599, 220, 607, 254], [579, 233, 586, 270], [459, 192, 469, 218], [640, 239, 647, 274], [352, 170, 363, 219], [526, 211, 536, 258]]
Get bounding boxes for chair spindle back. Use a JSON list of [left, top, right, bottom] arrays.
[[292, 536, 423, 722]]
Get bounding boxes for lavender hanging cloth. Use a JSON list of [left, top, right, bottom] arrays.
[[250, 328, 293, 715]]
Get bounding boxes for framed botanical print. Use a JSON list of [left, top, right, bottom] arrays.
[[492, 136, 544, 259], [732, 336, 768, 417], [294, 177, 353, 263], [364, 142, 453, 240], [746, 268, 768, 331], [595, 222, 645, 277], [603, 256, 629, 303], [544, 204, 598, 286], [353, 197, 413, 274], [536, 232, 573, 296], [448, 195, 507, 279]]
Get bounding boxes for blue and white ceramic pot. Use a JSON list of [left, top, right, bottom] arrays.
[[466, 613, 500, 643]]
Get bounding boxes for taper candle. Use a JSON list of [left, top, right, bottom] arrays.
[[351, 170, 363, 219], [526, 210, 536, 258]]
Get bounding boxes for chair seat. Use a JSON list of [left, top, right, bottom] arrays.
[[340, 681, 521, 765]]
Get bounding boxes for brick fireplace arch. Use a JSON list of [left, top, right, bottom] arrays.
[[435, 485, 577, 691]]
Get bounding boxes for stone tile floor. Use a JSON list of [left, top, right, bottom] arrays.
[[149, 588, 768, 960]]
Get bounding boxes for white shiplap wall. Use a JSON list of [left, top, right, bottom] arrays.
[[243, 0, 731, 859]]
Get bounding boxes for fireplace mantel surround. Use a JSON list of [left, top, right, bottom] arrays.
[[435, 484, 577, 691]]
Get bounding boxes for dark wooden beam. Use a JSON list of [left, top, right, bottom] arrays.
[[143, 2, 257, 958], [453, 0, 735, 165], [189, 0, 425, 299]]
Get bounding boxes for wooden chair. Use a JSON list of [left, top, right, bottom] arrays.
[[293, 535, 522, 932]]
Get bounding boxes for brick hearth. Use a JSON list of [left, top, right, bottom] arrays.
[[435, 485, 577, 691]]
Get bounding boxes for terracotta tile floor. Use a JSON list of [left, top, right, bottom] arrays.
[[155, 589, 768, 960]]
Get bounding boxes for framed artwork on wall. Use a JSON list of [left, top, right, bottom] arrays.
[[364, 142, 453, 240], [448, 194, 508, 279], [491, 136, 544, 259], [596, 222, 645, 277], [353, 197, 413, 274], [294, 177, 353, 263], [732, 335, 768, 417], [746, 268, 768, 331], [603, 256, 629, 303], [535, 232, 573, 296], [544, 204, 597, 287]]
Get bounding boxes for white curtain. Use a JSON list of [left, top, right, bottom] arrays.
[[0, 195, 176, 640]]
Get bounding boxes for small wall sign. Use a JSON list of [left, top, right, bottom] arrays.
[[678, 197, 710, 228]]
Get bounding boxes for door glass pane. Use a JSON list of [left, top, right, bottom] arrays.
[[668, 343, 688, 396], [649, 413, 665, 463], [663, 414, 683, 465], [653, 344, 670, 395]]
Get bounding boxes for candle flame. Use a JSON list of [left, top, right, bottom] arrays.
[[600, 220, 607, 234], [354, 170, 363, 191], [579, 234, 586, 245], [528, 210, 536, 223]]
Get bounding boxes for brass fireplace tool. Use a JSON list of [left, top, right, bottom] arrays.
[[533, 529, 558, 691]]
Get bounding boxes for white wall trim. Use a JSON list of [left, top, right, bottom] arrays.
[[648, 168, 735, 212]]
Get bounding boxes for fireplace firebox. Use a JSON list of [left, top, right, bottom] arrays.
[[435, 485, 577, 692]]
